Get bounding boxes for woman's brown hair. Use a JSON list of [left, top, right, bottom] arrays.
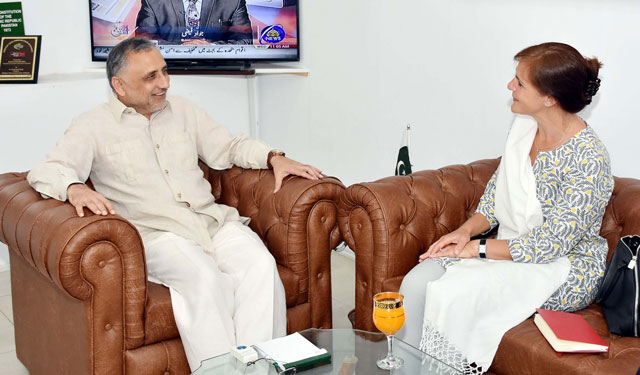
[[515, 42, 602, 113]]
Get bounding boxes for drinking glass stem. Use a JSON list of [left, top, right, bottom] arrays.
[[387, 335, 394, 359]]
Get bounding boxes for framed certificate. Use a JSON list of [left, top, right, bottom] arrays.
[[0, 35, 41, 83]]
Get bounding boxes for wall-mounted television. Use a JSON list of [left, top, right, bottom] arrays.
[[88, 0, 299, 70]]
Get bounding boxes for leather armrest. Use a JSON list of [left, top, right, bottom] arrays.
[[337, 158, 499, 330], [0, 172, 147, 349], [207, 166, 345, 327]]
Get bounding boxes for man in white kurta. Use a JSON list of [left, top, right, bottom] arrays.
[[26, 37, 323, 371]]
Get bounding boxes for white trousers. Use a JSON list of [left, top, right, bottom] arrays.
[[144, 221, 287, 371], [397, 259, 445, 348]]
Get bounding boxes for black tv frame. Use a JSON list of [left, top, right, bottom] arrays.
[[87, 0, 300, 70]]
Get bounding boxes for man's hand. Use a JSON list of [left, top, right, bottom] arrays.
[[270, 156, 324, 193], [67, 183, 116, 217]]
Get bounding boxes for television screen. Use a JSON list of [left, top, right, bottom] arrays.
[[89, 0, 299, 65]]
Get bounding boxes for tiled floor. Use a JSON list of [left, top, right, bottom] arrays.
[[0, 251, 355, 374], [0, 270, 26, 375], [331, 250, 356, 329]]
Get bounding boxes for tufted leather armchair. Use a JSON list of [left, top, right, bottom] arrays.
[[338, 158, 640, 375], [0, 163, 344, 375]]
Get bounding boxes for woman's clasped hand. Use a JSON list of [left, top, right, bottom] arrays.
[[420, 228, 476, 261]]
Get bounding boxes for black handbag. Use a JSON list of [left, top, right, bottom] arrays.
[[596, 235, 640, 337]]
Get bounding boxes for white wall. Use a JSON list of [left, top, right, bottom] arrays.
[[258, 0, 640, 187]]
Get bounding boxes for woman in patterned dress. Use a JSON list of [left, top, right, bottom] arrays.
[[397, 42, 613, 358]]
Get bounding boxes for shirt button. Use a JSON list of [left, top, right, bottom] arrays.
[[164, 169, 169, 174], [156, 144, 160, 149], [177, 193, 182, 199]]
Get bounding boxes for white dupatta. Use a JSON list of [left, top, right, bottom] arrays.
[[420, 116, 570, 374]]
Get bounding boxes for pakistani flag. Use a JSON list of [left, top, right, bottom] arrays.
[[395, 125, 412, 176]]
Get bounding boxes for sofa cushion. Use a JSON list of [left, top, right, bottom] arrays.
[[144, 282, 180, 346], [490, 304, 640, 375], [125, 338, 189, 375], [286, 303, 312, 333], [382, 276, 403, 292], [277, 264, 300, 308]]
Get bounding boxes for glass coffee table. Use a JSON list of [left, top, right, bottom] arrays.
[[192, 328, 461, 374]]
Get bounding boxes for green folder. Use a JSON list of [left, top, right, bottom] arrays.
[[282, 351, 332, 371]]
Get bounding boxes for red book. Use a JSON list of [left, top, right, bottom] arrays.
[[534, 308, 609, 354]]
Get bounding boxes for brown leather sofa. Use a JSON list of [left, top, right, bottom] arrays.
[[338, 158, 640, 374], [0, 164, 345, 375]]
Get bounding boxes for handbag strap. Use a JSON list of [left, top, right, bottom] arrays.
[[596, 237, 635, 303]]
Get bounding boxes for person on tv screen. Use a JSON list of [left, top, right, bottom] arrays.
[[26, 37, 324, 372], [136, 0, 253, 45]]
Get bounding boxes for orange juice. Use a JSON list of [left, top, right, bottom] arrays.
[[372, 292, 405, 336], [373, 304, 405, 335]]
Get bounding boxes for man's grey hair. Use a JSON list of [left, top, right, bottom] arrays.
[[106, 37, 157, 90]]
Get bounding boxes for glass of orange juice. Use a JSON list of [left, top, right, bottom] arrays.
[[373, 291, 405, 370]]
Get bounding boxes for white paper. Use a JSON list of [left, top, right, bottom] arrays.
[[254, 332, 327, 366]]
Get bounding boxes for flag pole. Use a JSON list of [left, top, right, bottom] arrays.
[[407, 123, 412, 170]]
